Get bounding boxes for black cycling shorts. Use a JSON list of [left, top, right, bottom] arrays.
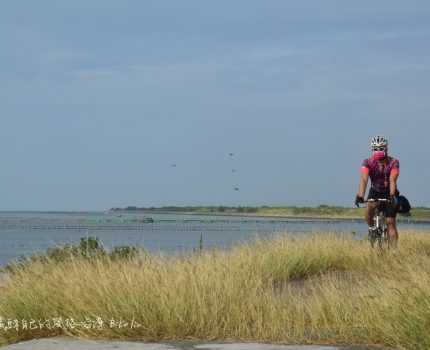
[[367, 188, 397, 218]]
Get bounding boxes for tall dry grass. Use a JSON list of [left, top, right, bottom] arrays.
[[1, 230, 430, 349]]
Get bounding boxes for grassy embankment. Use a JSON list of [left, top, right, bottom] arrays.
[[253, 206, 430, 220], [132, 205, 430, 221], [1, 231, 430, 349]]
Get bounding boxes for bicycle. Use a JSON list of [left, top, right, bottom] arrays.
[[363, 198, 390, 251]]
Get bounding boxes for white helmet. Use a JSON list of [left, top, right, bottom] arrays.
[[370, 135, 388, 150]]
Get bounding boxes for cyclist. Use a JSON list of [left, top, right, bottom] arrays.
[[355, 136, 400, 247]]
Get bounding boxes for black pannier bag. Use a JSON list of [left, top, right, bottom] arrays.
[[397, 195, 411, 214]]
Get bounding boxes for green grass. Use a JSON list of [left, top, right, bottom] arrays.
[[1, 231, 430, 349]]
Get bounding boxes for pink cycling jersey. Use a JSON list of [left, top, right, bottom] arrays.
[[361, 156, 399, 193]]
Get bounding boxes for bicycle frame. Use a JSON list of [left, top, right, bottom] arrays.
[[365, 198, 389, 250]]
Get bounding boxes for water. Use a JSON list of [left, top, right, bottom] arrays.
[[0, 211, 429, 267]]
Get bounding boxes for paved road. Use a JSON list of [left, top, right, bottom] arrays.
[[0, 337, 394, 350]]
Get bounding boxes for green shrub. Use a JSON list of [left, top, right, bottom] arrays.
[[4, 237, 147, 273], [110, 246, 144, 260]]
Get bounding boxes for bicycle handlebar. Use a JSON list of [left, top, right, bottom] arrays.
[[356, 197, 390, 208]]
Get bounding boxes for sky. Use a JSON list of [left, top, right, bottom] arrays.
[[1, 1, 430, 211]]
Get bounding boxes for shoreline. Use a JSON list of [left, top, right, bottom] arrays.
[[0, 209, 430, 224], [112, 209, 430, 224], [1, 209, 429, 224]]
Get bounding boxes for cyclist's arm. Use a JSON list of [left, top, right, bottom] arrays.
[[358, 171, 369, 198], [389, 160, 400, 197], [389, 171, 399, 197]]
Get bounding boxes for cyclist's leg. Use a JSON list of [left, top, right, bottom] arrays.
[[366, 188, 378, 227], [386, 204, 398, 248], [365, 202, 377, 226], [386, 218, 398, 247]]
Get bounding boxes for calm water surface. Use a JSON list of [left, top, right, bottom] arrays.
[[0, 211, 429, 267]]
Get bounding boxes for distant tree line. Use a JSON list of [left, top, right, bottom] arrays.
[[110, 206, 261, 213]]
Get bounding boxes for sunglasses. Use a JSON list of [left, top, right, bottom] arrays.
[[372, 147, 386, 151]]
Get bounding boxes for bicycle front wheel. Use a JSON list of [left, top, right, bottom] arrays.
[[377, 228, 389, 251]]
